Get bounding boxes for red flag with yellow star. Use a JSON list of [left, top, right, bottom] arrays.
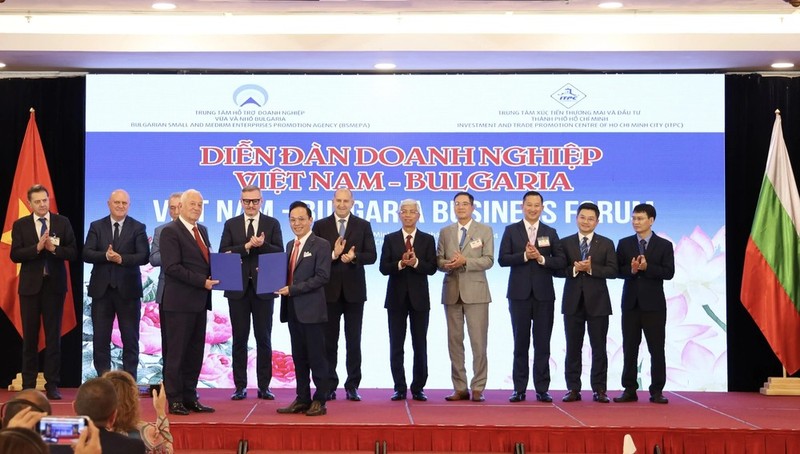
[[0, 109, 77, 348]]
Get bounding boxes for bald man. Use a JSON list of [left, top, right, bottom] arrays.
[[83, 189, 150, 379]]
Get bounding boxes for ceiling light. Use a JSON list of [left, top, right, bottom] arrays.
[[771, 62, 795, 69], [152, 2, 177, 10], [374, 63, 396, 70], [0, 62, 6, 69], [598, 2, 624, 8]]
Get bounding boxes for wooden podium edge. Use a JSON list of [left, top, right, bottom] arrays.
[[760, 377, 800, 395]]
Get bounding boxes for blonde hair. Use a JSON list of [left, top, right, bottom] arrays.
[[102, 370, 141, 433]]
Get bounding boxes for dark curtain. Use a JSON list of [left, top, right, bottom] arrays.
[[0, 73, 797, 390]]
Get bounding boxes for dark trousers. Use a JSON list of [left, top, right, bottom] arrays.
[[228, 284, 274, 390], [620, 307, 667, 394], [324, 295, 364, 391], [163, 310, 207, 404], [92, 287, 141, 380], [20, 277, 63, 390], [564, 295, 609, 392], [288, 306, 329, 404], [509, 296, 554, 394], [387, 296, 429, 393]]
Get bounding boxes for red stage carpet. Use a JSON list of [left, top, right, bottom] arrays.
[[7, 388, 799, 453]]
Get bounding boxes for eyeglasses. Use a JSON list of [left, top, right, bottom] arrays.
[[400, 210, 419, 215], [242, 199, 262, 206]]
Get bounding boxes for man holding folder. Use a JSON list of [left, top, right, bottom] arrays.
[[219, 185, 284, 401]]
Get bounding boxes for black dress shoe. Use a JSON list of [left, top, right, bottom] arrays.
[[277, 399, 311, 414], [613, 390, 639, 403], [327, 390, 337, 401], [535, 392, 553, 403], [649, 393, 669, 404], [391, 391, 407, 401], [562, 390, 581, 402], [593, 391, 610, 403], [257, 388, 275, 400], [345, 388, 361, 401], [509, 391, 526, 402], [45, 387, 62, 401], [411, 391, 427, 401], [231, 388, 247, 400], [168, 402, 189, 416], [186, 401, 215, 413], [305, 400, 327, 416]]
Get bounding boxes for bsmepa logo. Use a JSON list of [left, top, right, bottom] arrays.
[[233, 85, 269, 108]]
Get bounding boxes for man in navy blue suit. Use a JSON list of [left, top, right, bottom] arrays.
[[559, 202, 618, 404], [83, 189, 150, 380], [614, 203, 674, 405], [498, 190, 566, 403], [219, 185, 284, 401], [10, 184, 77, 400], [276, 201, 331, 417], [379, 199, 437, 402], [159, 189, 219, 416]]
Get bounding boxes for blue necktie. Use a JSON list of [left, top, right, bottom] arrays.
[[639, 239, 647, 255], [580, 236, 589, 260], [458, 226, 467, 249], [38, 217, 49, 274], [338, 219, 346, 238]]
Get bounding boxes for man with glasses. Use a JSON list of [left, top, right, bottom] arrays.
[[436, 191, 494, 403], [219, 184, 284, 401], [83, 189, 149, 380], [379, 199, 437, 402]]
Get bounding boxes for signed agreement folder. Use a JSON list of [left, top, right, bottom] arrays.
[[257, 252, 288, 294], [210, 253, 243, 291]]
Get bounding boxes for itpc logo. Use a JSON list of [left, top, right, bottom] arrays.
[[551, 84, 586, 109]]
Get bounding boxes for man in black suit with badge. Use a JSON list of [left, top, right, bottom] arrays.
[[558, 202, 618, 404], [10, 184, 77, 400], [379, 199, 437, 402], [219, 185, 284, 401], [159, 189, 219, 415], [83, 189, 150, 380]]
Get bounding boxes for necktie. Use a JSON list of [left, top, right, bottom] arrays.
[[113, 222, 120, 243], [580, 236, 589, 260], [38, 218, 49, 274], [288, 239, 301, 284], [458, 226, 467, 249], [193, 226, 209, 263], [338, 219, 346, 238], [639, 239, 647, 255], [528, 226, 537, 245], [247, 218, 255, 239], [405, 235, 413, 251]]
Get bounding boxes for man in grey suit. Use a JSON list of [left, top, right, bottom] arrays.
[[436, 191, 494, 402], [559, 202, 618, 404], [276, 201, 332, 417]]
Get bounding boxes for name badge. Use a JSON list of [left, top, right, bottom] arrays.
[[303, 251, 312, 257], [469, 239, 483, 249], [537, 236, 550, 248], [51, 235, 61, 246]]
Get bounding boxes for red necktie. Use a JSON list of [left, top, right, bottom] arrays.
[[193, 226, 209, 263], [288, 239, 301, 284], [405, 235, 413, 251]]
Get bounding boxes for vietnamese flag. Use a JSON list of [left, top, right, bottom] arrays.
[[0, 109, 77, 348]]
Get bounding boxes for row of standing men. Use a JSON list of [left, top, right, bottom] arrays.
[[9, 185, 673, 417]]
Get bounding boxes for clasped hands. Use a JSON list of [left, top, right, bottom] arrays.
[[245, 232, 265, 251], [399, 249, 417, 269], [631, 254, 648, 273], [334, 237, 356, 263], [574, 257, 592, 274], [442, 251, 467, 271], [105, 244, 123, 264], [36, 230, 56, 253]]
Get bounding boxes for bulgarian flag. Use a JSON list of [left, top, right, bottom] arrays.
[[741, 110, 800, 375]]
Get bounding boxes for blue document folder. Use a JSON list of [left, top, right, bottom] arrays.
[[209, 253, 243, 291], [257, 252, 288, 294]]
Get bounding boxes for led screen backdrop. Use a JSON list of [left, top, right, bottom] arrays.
[[84, 74, 726, 391]]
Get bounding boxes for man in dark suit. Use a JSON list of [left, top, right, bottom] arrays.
[[159, 189, 219, 415], [149, 191, 181, 376], [276, 201, 331, 416], [219, 184, 284, 401], [379, 199, 437, 402], [558, 202, 618, 404], [498, 190, 566, 403], [10, 184, 77, 400], [311, 188, 376, 401], [83, 189, 150, 380], [614, 203, 674, 404], [73, 377, 146, 454]]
